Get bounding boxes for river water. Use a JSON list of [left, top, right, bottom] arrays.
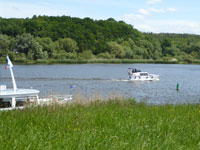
[[0, 64, 200, 105]]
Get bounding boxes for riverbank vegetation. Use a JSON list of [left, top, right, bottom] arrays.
[[0, 99, 200, 149], [0, 16, 200, 64]]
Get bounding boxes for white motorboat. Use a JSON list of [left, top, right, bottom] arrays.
[[128, 68, 159, 81]]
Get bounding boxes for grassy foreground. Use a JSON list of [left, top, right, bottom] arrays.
[[0, 99, 200, 149]]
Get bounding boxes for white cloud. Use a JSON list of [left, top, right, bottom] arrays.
[[123, 13, 144, 22], [123, 13, 150, 32], [122, 13, 200, 34], [149, 8, 165, 13], [146, 0, 162, 5], [139, 24, 152, 32], [138, 9, 150, 15], [151, 20, 200, 34], [137, 8, 176, 16], [137, 8, 177, 16], [167, 8, 177, 12]]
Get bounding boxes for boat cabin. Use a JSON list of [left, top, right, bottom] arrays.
[[128, 68, 141, 75]]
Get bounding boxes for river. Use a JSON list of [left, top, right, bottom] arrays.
[[0, 64, 200, 105]]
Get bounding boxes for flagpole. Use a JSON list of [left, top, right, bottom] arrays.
[[9, 67, 17, 91], [7, 55, 17, 92]]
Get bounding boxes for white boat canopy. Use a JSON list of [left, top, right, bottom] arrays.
[[0, 56, 40, 110], [0, 88, 39, 98]]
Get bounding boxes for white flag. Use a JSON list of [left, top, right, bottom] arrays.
[[7, 55, 13, 68]]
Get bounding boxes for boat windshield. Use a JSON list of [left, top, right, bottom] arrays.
[[140, 73, 148, 76]]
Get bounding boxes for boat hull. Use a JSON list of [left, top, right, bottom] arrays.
[[128, 74, 159, 81], [128, 77, 159, 81]]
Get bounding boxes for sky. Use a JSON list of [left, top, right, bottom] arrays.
[[0, 0, 200, 34]]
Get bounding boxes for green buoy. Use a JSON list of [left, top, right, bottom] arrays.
[[176, 83, 179, 91]]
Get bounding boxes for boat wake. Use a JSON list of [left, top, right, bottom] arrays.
[[1, 77, 133, 82], [111, 79, 130, 82], [0, 77, 111, 81]]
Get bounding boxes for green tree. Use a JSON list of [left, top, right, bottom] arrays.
[[58, 38, 79, 53], [0, 34, 12, 56], [162, 39, 172, 47], [97, 52, 114, 59], [27, 41, 48, 60], [79, 50, 95, 59], [164, 46, 180, 57], [108, 42, 125, 58], [191, 42, 200, 58], [35, 37, 56, 58], [15, 33, 34, 55], [136, 40, 153, 59]]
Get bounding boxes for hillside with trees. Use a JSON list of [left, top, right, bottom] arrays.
[[0, 15, 200, 63]]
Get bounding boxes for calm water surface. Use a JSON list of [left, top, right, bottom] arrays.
[[0, 64, 200, 104]]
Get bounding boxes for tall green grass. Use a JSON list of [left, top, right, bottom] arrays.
[[0, 99, 200, 149]]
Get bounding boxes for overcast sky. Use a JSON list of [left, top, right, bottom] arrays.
[[1, 0, 200, 34]]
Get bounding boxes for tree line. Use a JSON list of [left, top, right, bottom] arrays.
[[0, 15, 200, 63]]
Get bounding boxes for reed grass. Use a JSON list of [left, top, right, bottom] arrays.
[[0, 58, 182, 64], [0, 98, 200, 149]]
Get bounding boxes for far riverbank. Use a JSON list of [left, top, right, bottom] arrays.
[[1, 58, 200, 65]]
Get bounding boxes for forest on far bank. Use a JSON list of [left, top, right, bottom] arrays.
[[0, 15, 200, 63]]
